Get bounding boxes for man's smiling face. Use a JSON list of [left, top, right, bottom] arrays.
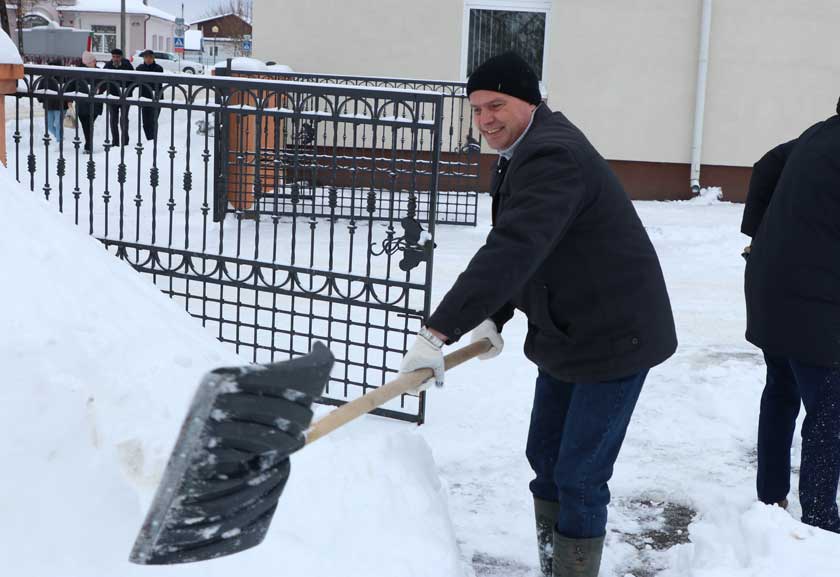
[[469, 90, 536, 151]]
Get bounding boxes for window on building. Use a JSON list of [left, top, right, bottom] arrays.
[[153, 35, 158, 50], [91, 25, 117, 53], [463, 1, 550, 81], [166, 37, 171, 52]]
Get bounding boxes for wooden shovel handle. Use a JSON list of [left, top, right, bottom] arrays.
[[304, 339, 492, 445]]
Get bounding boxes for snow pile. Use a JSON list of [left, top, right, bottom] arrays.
[[664, 503, 840, 577], [0, 165, 462, 577], [688, 186, 724, 204], [215, 57, 270, 72], [213, 58, 294, 75], [267, 63, 295, 73], [0, 29, 23, 65]]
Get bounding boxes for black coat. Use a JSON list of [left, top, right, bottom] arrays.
[[745, 114, 840, 367], [135, 62, 164, 99], [67, 65, 103, 118], [102, 58, 134, 96], [741, 139, 797, 237], [428, 104, 677, 382], [34, 76, 67, 111]]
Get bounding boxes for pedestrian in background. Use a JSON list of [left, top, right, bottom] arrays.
[[134, 50, 164, 142], [102, 48, 133, 146], [70, 52, 104, 154], [36, 59, 69, 144]]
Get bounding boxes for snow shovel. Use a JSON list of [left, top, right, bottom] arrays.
[[129, 338, 491, 565]]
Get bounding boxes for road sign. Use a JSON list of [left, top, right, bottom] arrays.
[[175, 17, 185, 38], [174, 36, 184, 53], [242, 39, 252, 53]]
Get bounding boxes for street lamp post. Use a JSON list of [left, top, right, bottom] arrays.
[[211, 25, 219, 66]]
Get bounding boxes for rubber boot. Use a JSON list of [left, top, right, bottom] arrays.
[[552, 532, 605, 577], [534, 497, 560, 577]]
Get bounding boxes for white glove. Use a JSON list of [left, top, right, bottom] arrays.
[[470, 319, 504, 360], [399, 331, 445, 393]]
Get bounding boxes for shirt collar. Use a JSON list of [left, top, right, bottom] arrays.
[[499, 104, 539, 160]]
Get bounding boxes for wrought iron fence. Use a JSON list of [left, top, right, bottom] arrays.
[[9, 64, 445, 423], [217, 62, 481, 226]]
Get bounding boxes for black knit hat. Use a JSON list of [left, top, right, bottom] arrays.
[[466, 52, 542, 105], [110, 48, 124, 56]]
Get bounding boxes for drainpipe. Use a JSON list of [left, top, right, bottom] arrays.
[[690, 0, 713, 195]]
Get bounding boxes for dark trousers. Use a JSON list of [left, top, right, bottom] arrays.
[[107, 104, 129, 146], [526, 368, 646, 539], [78, 114, 95, 152], [757, 353, 840, 533], [141, 107, 160, 141]]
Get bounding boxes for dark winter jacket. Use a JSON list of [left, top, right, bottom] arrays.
[[67, 65, 103, 118], [35, 76, 67, 111], [427, 104, 677, 382], [134, 62, 164, 100], [745, 114, 840, 368], [741, 139, 797, 237], [101, 58, 134, 96]]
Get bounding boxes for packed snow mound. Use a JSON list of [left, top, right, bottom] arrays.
[[662, 502, 840, 577], [0, 28, 23, 64], [688, 186, 724, 204], [0, 165, 462, 577]]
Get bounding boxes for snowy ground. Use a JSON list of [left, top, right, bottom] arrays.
[[3, 152, 840, 576]]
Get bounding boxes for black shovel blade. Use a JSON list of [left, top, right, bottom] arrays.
[[129, 342, 334, 565]]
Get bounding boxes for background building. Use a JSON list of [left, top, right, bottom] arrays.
[[252, 0, 840, 200], [188, 12, 251, 65], [6, 0, 175, 58]]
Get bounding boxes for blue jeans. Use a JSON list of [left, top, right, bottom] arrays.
[[526, 368, 646, 539], [757, 353, 840, 533], [46, 109, 64, 142]]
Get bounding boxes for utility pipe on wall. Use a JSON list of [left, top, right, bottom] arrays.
[[690, 0, 713, 195]]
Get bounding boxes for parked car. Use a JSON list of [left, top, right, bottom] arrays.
[[131, 51, 205, 74]]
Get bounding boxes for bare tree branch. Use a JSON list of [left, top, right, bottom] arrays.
[[201, 0, 252, 21]]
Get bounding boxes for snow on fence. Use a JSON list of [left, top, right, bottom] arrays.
[[7, 65, 447, 423]]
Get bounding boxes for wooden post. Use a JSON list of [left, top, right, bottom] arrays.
[[212, 66, 285, 213], [0, 63, 24, 167]]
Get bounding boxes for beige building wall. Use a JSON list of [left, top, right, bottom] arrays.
[[253, 0, 462, 80], [253, 0, 840, 169], [545, 0, 698, 164], [702, 0, 840, 166]]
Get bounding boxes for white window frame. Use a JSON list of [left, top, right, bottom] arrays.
[[90, 24, 118, 53], [460, 0, 552, 90]]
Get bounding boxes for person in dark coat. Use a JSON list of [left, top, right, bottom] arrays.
[[399, 52, 677, 577], [101, 48, 133, 146], [745, 98, 840, 534], [35, 59, 69, 143], [134, 50, 164, 141], [740, 137, 797, 256], [71, 52, 104, 153]]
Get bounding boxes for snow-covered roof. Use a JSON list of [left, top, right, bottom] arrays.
[[0, 28, 23, 65], [189, 12, 252, 26], [58, 0, 176, 22]]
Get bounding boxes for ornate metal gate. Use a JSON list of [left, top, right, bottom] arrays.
[[10, 65, 444, 423]]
